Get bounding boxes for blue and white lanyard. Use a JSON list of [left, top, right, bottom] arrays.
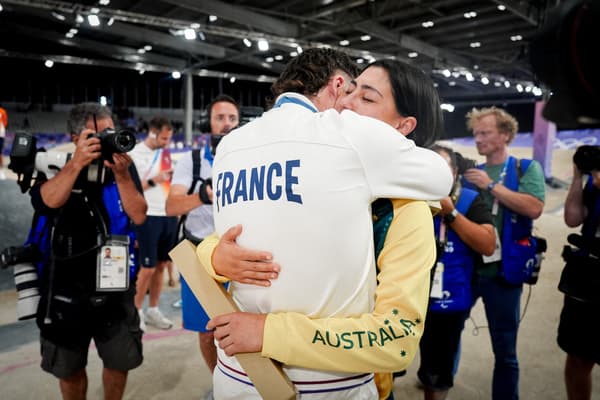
[[274, 95, 318, 113], [490, 157, 510, 216], [142, 149, 161, 180]]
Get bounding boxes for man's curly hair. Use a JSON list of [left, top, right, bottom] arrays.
[[271, 48, 359, 99]]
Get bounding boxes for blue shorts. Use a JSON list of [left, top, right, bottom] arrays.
[[135, 216, 178, 268], [181, 276, 228, 332]]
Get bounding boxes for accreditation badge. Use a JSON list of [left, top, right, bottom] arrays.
[[482, 227, 502, 264], [96, 235, 129, 291], [430, 262, 444, 299]]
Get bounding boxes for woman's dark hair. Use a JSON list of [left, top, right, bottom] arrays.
[[271, 48, 359, 99], [365, 60, 443, 147]]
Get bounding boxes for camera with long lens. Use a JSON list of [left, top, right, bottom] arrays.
[[1, 244, 42, 320], [573, 145, 600, 174], [8, 129, 136, 193]]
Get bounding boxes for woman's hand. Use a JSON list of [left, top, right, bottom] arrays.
[[207, 312, 266, 355], [213, 225, 280, 286]]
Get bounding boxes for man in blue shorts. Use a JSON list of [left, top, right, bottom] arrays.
[[166, 95, 239, 390]]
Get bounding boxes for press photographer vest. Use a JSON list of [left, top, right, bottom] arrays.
[[430, 188, 478, 312]]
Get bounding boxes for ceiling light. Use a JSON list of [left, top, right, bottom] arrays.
[[481, 76, 490, 85], [339, 40, 350, 46], [422, 21, 434, 28], [0, 4, 3, 12], [296, 46, 303, 54], [257, 39, 269, 51], [356, 58, 364, 64], [504, 80, 511, 88], [90, 7, 100, 14], [44, 60, 54, 68], [229, 76, 236, 83], [360, 35, 371, 41], [87, 14, 100, 27], [137, 48, 146, 54], [442, 69, 451, 77], [99, 96, 108, 106], [448, 81, 456, 86], [441, 104, 455, 112], [533, 87, 543, 96], [172, 71, 181, 79], [408, 52, 418, 58], [465, 72, 474, 81], [470, 42, 481, 48], [184, 28, 196, 40], [190, 23, 200, 29], [99, 0, 110, 5], [198, 31, 206, 40], [510, 35, 523, 41], [139, 69, 145, 75], [65, 32, 74, 38], [69, 28, 78, 34], [265, 57, 274, 63], [243, 38, 252, 47], [516, 84, 523, 92], [209, 15, 217, 22], [451, 71, 460, 78], [144, 45, 152, 51], [290, 51, 298, 57], [464, 11, 477, 18], [274, 55, 283, 61], [75, 14, 84, 24], [525, 85, 532, 92], [498, 4, 506, 11], [494, 81, 502, 87], [107, 17, 114, 26], [52, 11, 66, 21]]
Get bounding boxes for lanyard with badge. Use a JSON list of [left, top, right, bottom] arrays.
[[431, 183, 462, 299], [481, 158, 509, 264], [82, 193, 130, 292]]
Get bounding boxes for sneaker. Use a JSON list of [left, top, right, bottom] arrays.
[[145, 307, 173, 329], [138, 309, 146, 332], [172, 298, 182, 308]]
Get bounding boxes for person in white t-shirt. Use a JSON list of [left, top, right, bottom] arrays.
[[130, 117, 176, 331]]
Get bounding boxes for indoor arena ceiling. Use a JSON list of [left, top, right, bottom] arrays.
[[0, 0, 563, 104]]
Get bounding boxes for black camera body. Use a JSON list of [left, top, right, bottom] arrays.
[[87, 128, 136, 163], [573, 145, 600, 174], [455, 151, 477, 176]]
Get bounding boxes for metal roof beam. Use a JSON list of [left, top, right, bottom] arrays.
[[159, 0, 299, 38], [104, 22, 226, 59], [354, 19, 471, 67]]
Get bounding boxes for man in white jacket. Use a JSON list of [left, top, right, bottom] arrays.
[[208, 48, 453, 399]]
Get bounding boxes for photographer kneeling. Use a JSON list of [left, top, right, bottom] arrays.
[[559, 145, 600, 400], [31, 103, 147, 400]]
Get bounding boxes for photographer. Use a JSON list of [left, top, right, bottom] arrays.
[[31, 103, 146, 400], [559, 145, 600, 400]]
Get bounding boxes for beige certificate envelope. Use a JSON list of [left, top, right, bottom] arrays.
[[169, 240, 296, 400]]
